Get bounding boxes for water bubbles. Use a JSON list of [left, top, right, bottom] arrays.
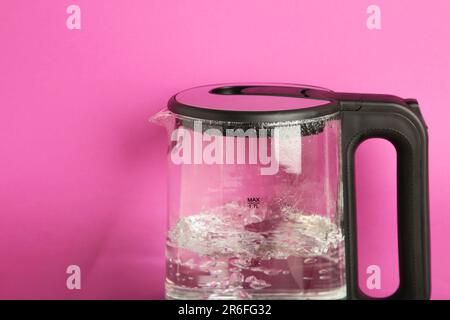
[[210, 269, 225, 277], [215, 261, 229, 268], [304, 257, 317, 264], [166, 202, 345, 297], [167, 203, 264, 257], [244, 276, 272, 290], [229, 272, 244, 286], [249, 266, 265, 273], [248, 266, 282, 276], [183, 259, 196, 269], [200, 281, 224, 289], [250, 281, 271, 290], [168, 203, 343, 261], [230, 257, 252, 269], [199, 261, 216, 271]]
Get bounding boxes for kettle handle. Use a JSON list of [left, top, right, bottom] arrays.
[[340, 94, 431, 300]]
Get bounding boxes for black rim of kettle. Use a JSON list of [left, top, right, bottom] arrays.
[[168, 85, 340, 122]]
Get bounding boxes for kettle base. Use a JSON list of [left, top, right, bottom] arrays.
[[165, 282, 347, 300]]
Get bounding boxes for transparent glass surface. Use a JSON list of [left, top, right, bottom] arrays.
[[151, 110, 345, 300]]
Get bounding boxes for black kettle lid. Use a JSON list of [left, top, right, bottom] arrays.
[[168, 83, 340, 123]]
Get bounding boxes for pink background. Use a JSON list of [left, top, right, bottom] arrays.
[[0, 0, 449, 299]]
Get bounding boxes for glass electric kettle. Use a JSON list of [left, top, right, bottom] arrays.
[[150, 83, 430, 300]]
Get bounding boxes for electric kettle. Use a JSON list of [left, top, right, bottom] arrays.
[[150, 83, 430, 300]]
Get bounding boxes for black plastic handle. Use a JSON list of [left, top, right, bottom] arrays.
[[340, 93, 430, 300]]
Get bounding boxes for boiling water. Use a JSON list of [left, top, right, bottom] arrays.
[[166, 202, 346, 299]]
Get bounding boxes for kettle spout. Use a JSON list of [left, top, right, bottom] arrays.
[[149, 108, 176, 133]]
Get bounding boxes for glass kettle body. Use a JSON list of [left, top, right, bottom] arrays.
[[150, 83, 430, 300]]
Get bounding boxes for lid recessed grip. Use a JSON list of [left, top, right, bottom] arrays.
[[210, 85, 335, 101]]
